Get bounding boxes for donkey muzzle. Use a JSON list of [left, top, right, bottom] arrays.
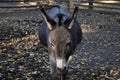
[[56, 59, 68, 73]]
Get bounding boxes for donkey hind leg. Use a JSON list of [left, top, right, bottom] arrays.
[[50, 54, 59, 80]]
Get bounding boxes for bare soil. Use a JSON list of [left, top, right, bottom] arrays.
[[0, 7, 120, 80]]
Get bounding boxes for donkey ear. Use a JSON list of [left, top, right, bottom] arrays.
[[64, 7, 78, 29], [41, 8, 56, 30]]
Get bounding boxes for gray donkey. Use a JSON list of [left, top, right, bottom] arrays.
[[39, 6, 82, 80]]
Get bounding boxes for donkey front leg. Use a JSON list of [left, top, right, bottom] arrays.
[[60, 70, 68, 80], [50, 54, 59, 80]]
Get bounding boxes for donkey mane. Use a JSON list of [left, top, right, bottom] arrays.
[[57, 13, 64, 26]]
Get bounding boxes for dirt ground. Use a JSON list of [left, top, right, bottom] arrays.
[[0, 7, 120, 80]]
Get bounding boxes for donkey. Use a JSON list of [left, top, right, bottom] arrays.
[[39, 6, 82, 80]]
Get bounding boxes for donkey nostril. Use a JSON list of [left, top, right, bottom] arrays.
[[64, 67, 66, 70], [57, 67, 66, 73]]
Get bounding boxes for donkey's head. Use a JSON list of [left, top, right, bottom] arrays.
[[41, 7, 78, 74]]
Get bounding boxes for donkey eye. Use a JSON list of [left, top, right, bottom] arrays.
[[50, 42, 54, 48], [66, 42, 71, 50], [66, 42, 71, 47]]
